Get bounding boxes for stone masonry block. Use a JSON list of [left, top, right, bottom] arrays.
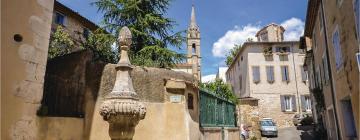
[[14, 80, 44, 104], [10, 116, 37, 140]]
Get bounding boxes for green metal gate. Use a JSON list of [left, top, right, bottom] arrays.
[[199, 89, 237, 127]]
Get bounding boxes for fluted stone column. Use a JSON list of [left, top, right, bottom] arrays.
[[99, 26, 146, 140]]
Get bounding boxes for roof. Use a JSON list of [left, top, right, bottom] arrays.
[[303, 0, 321, 37], [255, 23, 285, 37], [54, 1, 99, 31], [226, 41, 300, 74]]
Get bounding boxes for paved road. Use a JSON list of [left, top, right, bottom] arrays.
[[261, 125, 315, 140]]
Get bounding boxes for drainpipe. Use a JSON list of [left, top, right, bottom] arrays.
[[320, 0, 341, 139], [291, 42, 302, 114]]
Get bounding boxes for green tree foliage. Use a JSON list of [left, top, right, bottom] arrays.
[[93, 0, 185, 68], [81, 29, 118, 63], [225, 44, 241, 66], [48, 26, 76, 59], [200, 79, 238, 104], [48, 26, 118, 63]]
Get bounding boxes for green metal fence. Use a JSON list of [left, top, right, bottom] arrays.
[[199, 89, 237, 127]]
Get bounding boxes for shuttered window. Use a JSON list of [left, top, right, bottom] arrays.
[[332, 26, 343, 70], [252, 66, 260, 83], [281, 66, 289, 82], [280, 95, 297, 112], [301, 66, 307, 82], [301, 95, 312, 112], [266, 66, 274, 83]]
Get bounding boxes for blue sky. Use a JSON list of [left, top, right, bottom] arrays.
[[58, 0, 308, 82]]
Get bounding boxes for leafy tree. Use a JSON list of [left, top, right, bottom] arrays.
[[200, 79, 238, 104], [225, 44, 241, 66], [48, 26, 76, 58], [93, 0, 185, 68], [81, 29, 118, 63]]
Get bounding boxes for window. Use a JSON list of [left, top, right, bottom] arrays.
[[285, 96, 292, 111], [305, 96, 311, 111], [332, 26, 343, 70], [83, 28, 90, 39], [322, 54, 329, 85], [281, 66, 290, 82], [301, 66, 307, 82], [192, 43, 196, 55], [281, 95, 296, 112], [301, 95, 312, 112], [188, 94, 194, 109], [54, 12, 65, 25], [341, 99, 357, 138], [252, 66, 260, 83], [266, 66, 274, 83], [354, 0, 360, 40]]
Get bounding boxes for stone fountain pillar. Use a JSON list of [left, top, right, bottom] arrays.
[[99, 26, 146, 140]]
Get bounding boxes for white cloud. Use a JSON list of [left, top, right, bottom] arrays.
[[281, 17, 304, 41], [201, 74, 216, 83], [212, 17, 305, 57], [212, 25, 260, 58]]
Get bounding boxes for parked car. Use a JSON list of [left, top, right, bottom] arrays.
[[293, 113, 313, 126], [259, 118, 278, 137]]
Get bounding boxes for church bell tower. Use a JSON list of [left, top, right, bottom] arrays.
[[187, 5, 201, 81]]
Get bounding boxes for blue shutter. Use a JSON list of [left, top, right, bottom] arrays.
[[281, 66, 285, 81], [291, 95, 297, 112], [301, 95, 306, 112], [280, 95, 285, 112], [333, 28, 342, 69]]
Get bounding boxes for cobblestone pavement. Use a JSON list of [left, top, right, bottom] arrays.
[[261, 125, 315, 140]]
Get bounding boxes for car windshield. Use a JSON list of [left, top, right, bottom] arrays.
[[261, 121, 274, 126]]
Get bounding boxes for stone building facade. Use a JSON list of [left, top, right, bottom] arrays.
[[226, 24, 311, 129], [172, 6, 202, 82], [301, 0, 359, 139], [51, 1, 99, 46]]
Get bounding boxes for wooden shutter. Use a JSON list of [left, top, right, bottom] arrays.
[[281, 66, 286, 81], [291, 95, 297, 112], [280, 95, 285, 112], [253, 66, 260, 83], [270, 66, 274, 82], [301, 95, 306, 112]]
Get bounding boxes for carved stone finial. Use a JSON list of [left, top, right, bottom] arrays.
[[99, 26, 146, 140], [118, 26, 132, 47]]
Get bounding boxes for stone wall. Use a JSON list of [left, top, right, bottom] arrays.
[[89, 64, 201, 140], [1, 0, 54, 139]]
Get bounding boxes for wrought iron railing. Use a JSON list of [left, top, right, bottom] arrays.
[[199, 89, 237, 127]]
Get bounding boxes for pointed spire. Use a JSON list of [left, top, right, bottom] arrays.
[[189, 5, 198, 29]]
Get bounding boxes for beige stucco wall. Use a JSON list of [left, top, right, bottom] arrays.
[[1, 0, 54, 139], [88, 64, 201, 140]]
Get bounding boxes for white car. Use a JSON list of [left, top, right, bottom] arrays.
[[259, 118, 278, 137]]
